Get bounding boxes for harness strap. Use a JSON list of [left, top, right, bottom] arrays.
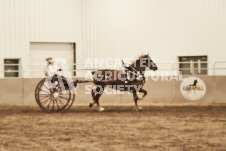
[[122, 60, 145, 83]]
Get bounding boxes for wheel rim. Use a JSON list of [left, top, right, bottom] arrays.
[[35, 79, 71, 112]]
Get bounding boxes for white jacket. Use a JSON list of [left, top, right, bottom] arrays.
[[44, 61, 59, 77]]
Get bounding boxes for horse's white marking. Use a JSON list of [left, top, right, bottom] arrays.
[[136, 107, 143, 112], [97, 107, 105, 112]]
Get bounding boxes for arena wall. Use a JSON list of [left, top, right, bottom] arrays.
[[0, 78, 23, 105], [214, 76, 226, 103], [0, 76, 225, 106]]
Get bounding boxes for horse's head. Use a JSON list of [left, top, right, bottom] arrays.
[[140, 53, 158, 71]]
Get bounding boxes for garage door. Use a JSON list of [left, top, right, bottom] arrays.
[[29, 42, 75, 78]]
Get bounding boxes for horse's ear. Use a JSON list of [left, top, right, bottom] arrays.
[[147, 53, 149, 56]]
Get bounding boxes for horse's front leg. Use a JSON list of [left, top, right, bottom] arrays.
[[133, 90, 143, 111]]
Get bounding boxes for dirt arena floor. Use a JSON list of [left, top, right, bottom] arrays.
[[0, 105, 226, 151]]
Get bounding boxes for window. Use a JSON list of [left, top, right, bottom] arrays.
[[178, 56, 208, 75], [4, 59, 20, 77]]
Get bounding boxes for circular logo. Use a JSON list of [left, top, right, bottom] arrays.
[[180, 77, 206, 100]]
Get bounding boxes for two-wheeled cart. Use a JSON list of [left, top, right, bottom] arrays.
[[35, 75, 117, 113], [35, 75, 96, 113]]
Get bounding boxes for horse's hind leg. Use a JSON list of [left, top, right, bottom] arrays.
[[90, 86, 105, 111], [133, 90, 142, 111], [95, 93, 105, 112], [89, 89, 96, 107]]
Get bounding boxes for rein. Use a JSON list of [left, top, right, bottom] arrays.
[[122, 60, 145, 83]]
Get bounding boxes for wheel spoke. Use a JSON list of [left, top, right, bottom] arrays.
[[41, 97, 50, 106], [39, 94, 50, 101], [40, 89, 50, 94], [55, 98, 60, 110], [39, 95, 50, 99], [46, 98, 53, 110], [43, 83, 50, 90], [42, 85, 50, 91], [38, 83, 50, 94], [58, 98, 67, 106], [55, 98, 65, 111], [40, 97, 50, 105], [39, 94, 50, 96], [52, 98, 55, 111], [59, 96, 69, 101]]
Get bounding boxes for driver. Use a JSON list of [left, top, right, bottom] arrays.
[[44, 57, 60, 77], [44, 57, 62, 90]]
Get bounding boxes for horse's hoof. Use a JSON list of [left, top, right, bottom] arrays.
[[89, 103, 93, 108], [97, 107, 105, 112], [136, 107, 143, 112]]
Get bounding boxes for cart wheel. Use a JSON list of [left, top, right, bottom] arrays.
[[35, 78, 74, 113]]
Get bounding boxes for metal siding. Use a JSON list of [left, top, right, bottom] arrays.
[[81, 0, 226, 67], [0, 0, 82, 77]]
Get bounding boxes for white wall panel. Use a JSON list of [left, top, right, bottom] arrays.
[[81, 0, 226, 72], [0, 0, 81, 77]]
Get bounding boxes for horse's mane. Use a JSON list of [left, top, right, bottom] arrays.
[[130, 54, 149, 67]]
